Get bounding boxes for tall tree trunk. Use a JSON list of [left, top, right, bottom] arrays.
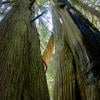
[[0, 0, 50, 100], [53, 2, 99, 100]]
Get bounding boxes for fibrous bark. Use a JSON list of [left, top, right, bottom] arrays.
[[0, 0, 50, 100], [53, 3, 100, 100]]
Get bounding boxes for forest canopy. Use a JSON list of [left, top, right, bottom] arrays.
[[0, 0, 100, 100]]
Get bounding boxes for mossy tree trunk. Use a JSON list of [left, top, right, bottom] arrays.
[[53, 2, 100, 100], [0, 0, 50, 100]]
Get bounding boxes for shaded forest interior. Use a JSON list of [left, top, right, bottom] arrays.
[[0, 0, 100, 100]]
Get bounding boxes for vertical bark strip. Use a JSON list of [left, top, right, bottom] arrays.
[[53, 44, 76, 100], [0, 0, 50, 100], [43, 34, 54, 65], [53, 1, 100, 99]]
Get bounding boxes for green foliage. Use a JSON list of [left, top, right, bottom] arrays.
[[37, 22, 50, 54], [70, 0, 80, 5], [37, 0, 48, 4], [69, 0, 100, 30]]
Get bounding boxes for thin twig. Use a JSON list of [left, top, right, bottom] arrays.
[[31, 10, 47, 22]]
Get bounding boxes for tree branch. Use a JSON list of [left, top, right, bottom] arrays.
[[31, 10, 47, 22]]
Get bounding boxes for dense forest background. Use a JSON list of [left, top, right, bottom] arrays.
[[0, 0, 100, 100]]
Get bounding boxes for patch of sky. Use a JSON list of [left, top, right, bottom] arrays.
[[0, 0, 12, 21], [35, 1, 53, 34]]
